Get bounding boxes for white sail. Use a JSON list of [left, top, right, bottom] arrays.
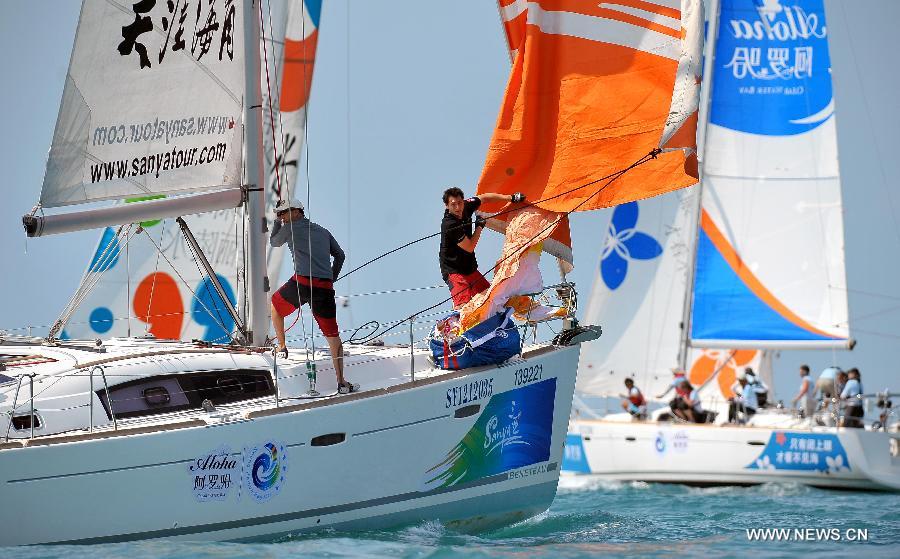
[[62, 0, 323, 343], [689, 0, 850, 349], [577, 188, 696, 400], [40, 0, 245, 208]]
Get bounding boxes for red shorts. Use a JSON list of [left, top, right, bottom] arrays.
[[271, 275, 339, 337], [446, 271, 490, 307]]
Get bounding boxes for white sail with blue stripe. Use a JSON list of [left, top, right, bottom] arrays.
[[690, 0, 850, 349]]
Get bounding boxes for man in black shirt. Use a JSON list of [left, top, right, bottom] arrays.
[[439, 187, 524, 307]]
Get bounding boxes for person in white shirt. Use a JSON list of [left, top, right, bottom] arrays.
[[791, 364, 814, 417]]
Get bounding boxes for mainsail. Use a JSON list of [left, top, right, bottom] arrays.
[[62, 0, 323, 342], [40, 0, 245, 208], [689, 0, 850, 349]]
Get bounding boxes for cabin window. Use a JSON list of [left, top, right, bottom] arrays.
[[11, 413, 42, 431], [97, 370, 274, 420]]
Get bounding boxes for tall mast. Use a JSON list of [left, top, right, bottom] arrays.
[[677, 0, 721, 370], [243, 0, 270, 345]]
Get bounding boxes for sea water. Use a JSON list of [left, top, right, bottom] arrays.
[[7, 479, 899, 558]]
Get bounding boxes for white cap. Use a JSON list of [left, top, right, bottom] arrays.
[[275, 198, 304, 213], [736, 369, 747, 381]]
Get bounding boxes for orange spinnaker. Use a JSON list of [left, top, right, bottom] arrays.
[[478, 0, 700, 214]]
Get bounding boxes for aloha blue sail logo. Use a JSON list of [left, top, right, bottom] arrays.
[[600, 202, 663, 290], [243, 440, 288, 502], [711, 0, 833, 136]]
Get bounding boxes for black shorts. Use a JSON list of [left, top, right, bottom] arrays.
[[271, 275, 338, 337]]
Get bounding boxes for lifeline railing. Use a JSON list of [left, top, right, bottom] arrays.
[[2, 283, 575, 443]]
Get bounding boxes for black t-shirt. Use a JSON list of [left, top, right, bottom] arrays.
[[439, 197, 481, 279]]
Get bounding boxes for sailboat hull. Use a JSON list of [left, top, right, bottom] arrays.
[[563, 419, 900, 491], [0, 345, 579, 546]]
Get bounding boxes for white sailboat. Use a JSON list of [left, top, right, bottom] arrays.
[[0, 0, 705, 545], [563, 0, 900, 490], [0, 0, 586, 545]]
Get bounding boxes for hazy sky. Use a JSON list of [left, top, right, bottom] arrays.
[[1, 1, 898, 400]]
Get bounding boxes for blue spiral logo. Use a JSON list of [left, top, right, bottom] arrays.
[[252, 443, 280, 491], [244, 440, 287, 502]]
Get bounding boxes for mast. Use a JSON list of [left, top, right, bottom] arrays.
[[243, 0, 270, 345], [677, 0, 720, 371]]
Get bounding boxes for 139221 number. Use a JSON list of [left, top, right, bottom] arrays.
[[514, 364, 543, 386]]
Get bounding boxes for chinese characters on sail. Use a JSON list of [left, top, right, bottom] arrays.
[[119, 0, 237, 69]]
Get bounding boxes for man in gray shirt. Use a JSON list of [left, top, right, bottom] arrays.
[[270, 199, 353, 392]]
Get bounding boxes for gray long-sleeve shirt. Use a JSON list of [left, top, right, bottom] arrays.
[[270, 217, 345, 281]]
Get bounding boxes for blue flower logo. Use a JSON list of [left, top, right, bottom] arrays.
[[600, 202, 663, 290]]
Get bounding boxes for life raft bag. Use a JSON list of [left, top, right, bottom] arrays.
[[429, 309, 520, 370]]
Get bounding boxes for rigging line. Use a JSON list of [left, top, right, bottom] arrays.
[[834, 286, 900, 303], [260, 0, 283, 199], [301, 0, 316, 357], [59, 225, 135, 332], [345, 0, 354, 330], [354, 150, 661, 344], [140, 228, 237, 344], [335, 151, 662, 282], [182, 220, 234, 341], [841, 302, 900, 325], [849, 327, 900, 341], [143, 220, 166, 336], [837, 2, 900, 248]]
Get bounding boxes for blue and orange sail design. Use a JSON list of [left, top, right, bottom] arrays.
[[690, 0, 850, 348]]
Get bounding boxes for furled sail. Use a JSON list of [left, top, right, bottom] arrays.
[[62, 0, 323, 342], [39, 0, 245, 208], [689, 0, 851, 349]]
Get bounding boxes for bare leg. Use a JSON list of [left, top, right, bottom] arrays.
[[271, 303, 287, 350], [325, 336, 344, 385]]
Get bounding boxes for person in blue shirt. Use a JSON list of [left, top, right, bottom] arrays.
[[840, 368, 864, 428], [728, 374, 766, 424], [816, 366, 840, 402]]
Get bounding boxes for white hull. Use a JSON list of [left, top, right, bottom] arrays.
[[563, 417, 900, 491], [0, 343, 579, 545]]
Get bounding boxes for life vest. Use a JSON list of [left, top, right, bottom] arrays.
[[675, 383, 691, 398], [629, 389, 646, 407]]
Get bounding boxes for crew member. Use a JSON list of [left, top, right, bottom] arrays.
[[620, 378, 647, 419], [841, 368, 864, 428], [791, 364, 814, 417], [439, 187, 524, 307], [269, 199, 354, 393], [670, 377, 701, 423]]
